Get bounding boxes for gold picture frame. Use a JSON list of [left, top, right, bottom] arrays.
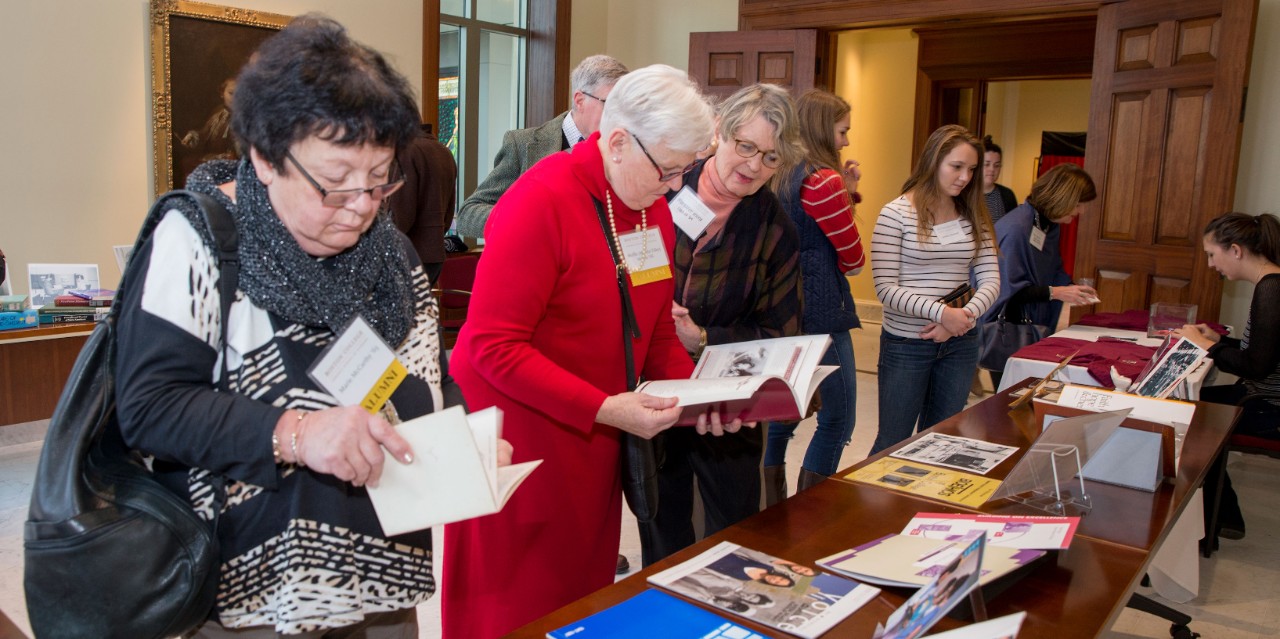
[[150, 0, 290, 195]]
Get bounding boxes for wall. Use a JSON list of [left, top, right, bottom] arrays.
[[833, 29, 919, 303], [570, 0, 737, 71], [0, 0, 422, 295], [991, 79, 1092, 201]]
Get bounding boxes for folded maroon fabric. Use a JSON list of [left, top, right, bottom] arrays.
[[1012, 336, 1157, 389], [1077, 310, 1228, 335]]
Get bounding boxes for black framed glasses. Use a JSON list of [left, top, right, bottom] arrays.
[[733, 139, 781, 169], [581, 90, 607, 104], [631, 133, 696, 183], [284, 152, 405, 207]]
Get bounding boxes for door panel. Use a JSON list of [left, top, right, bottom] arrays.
[[1077, 0, 1257, 323], [688, 30, 817, 100]]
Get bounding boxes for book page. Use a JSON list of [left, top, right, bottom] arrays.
[[1056, 384, 1195, 426], [637, 376, 767, 406]]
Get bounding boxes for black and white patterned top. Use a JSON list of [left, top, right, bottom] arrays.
[[115, 202, 458, 633]]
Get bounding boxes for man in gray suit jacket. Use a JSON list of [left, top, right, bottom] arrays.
[[456, 54, 628, 238]]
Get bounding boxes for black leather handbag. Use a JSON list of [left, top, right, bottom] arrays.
[[979, 306, 1049, 372], [24, 191, 238, 639]]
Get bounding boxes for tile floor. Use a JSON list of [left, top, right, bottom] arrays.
[[2, 371, 1277, 638]]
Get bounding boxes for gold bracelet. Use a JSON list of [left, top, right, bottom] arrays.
[[695, 327, 708, 358], [291, 411, 306, 467], [271, 432, 282, 464]]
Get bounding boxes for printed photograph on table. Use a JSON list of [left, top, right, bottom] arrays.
[[874, 534, 985, 639], [1129, 337, 1207, 399], [889, 433, 1018, 475], [648, 541, 880, 639], [26, 264, 99, 308]]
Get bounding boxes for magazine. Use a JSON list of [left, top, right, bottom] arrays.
[[545, 589, 766, 639], [816, 532, 1044, 589], [901, 513, 1079, 550], [874, 534, 986, 639], [638, 335, 837, 425], [889, 433, 1018, 475], [648, 541, 880, 639], [845, 459, 1003, 508]]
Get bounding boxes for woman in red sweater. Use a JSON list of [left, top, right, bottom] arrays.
[[441, 65, 717, 639]]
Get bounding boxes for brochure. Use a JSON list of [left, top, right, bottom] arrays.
[[544, 589, 767, 639], [889, 433, 1019, 475], [638, 335, 837, 425], [922, 612, 1026, 639], [845, 458, 1003, 508], [366, 406, 542, 535], [817, 533, 1044, 589], [873, 534, 986, 639], [1128, 336, 1208, 399], [648, 541, 880, 639], [901, 513, 1079, 550]]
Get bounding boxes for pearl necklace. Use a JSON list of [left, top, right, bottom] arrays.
[[605, 190, 647, 274]]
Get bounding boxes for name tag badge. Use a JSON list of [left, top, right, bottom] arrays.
[[1029, 226, 1047, 251], [934, 219, 965, 245], [668, 186, 715, 240], [308, 315, 407, 415], [619, 227, 672, 286]]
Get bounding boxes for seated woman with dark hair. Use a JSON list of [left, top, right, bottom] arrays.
[[1172, 211, 1280, 546], [113, 15, 501, 636]]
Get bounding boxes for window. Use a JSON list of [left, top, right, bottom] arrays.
[[439, 0, 528, 200]]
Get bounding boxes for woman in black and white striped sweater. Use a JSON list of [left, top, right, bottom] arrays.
[[869, 125, 999, 453]]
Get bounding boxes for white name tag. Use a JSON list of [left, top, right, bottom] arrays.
[[934, 219, 965, 245], [668, 186, 715, 240], [1030, 226, 1047, 251], [618, 227, 672, 286], [308, 315, 407, 414]]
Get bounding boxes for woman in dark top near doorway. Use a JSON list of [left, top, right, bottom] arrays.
[[1172, 212, 1280, 544], [981, 136, 1018, 224]]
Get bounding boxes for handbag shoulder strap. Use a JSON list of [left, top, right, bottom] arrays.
[[591, 197, 641, 391]]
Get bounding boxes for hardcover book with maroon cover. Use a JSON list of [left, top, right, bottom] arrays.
[[638, 335, 836, 425]]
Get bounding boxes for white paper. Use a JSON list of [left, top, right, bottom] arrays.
[[889, 433, 1018, 475], [366, 406, 542, 535], [308, 315, 399, 408], [1056, 384, 1195, 426], [923, 612, 1027, 639], [668, 186, 715, 239], [901, 513, 1078, 550]]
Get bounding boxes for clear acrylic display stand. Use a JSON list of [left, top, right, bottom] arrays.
[[989, 409, 1133, 515]]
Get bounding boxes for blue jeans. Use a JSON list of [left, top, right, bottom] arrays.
[[872, 329, 980, 454], [764, 330, 856, 475]]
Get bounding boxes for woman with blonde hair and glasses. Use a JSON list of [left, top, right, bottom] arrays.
[[870, 124, 999, 454], [640, 83, 805, 566], [980, 163, 1098, 388], [763, 89, 867, 498]]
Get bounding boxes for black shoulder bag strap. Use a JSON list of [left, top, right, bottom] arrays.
[[591, 197, 662, 523], [590, 197, 641, 389]]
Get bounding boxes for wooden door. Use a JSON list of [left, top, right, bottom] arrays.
[[1076, 0, 1258, 322], [688, 30, 818, 101]]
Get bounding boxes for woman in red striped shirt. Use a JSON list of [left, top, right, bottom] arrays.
[[764, 89, 867, 498]]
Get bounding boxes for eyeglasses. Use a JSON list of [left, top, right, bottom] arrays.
[[284, 152, 405, 207], [732, 139, 781, 169], [581, 90, 607, 104], [631, 133, 696, 183]]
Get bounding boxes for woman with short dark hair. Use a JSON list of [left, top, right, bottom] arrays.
[[981, 135, 1018, 223], [114, 15, 491, 636]]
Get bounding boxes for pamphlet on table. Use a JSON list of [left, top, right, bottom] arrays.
[[648, 541, 879, 639], [1054, 384, 1195, 426], [889, 433, 1019, 475], [366, 406, 541, 535], [901, 513, 1079, 550], [921, 612, 1026, 638], [817, 532, 1044, 589], [873, 533, 986, 639], [846, 458, 1003, 507], [544, 589, 766, 639], [637, 335, 837, 425], [1128, 336, 1208, 399]]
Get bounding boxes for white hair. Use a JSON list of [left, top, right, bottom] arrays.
[[598, 64, 714, 155]]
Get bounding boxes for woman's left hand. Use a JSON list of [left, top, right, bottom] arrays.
[[938, 306, 975, 336], [694, 410, 753, 436], [1171, 324, 1217, 350], [497, 438, 514, 467], [671, 302, 703, 353]]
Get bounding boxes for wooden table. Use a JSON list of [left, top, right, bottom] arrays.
[[507, 382, 1238, 638], [0, 324, 93, 426]]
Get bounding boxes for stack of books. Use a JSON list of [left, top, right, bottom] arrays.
[[0, 294, 38, 331], [38, 289, 114, 326]]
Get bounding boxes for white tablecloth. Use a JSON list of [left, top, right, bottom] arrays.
[[997, 325, 1210, 400], [999, 324, 1210, 601]]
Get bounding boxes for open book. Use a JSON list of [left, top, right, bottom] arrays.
[[366, 406, 542, 535], [638, 335, 837, 425]]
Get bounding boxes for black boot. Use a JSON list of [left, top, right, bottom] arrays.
[[797, 468, 828, 492], [763, 465, 788, 507]]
